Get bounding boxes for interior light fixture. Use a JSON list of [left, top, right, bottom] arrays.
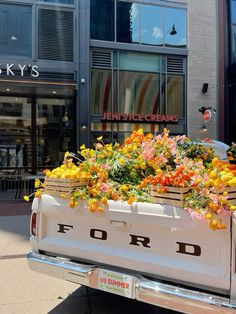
[[6, 88, 10, 92], [52, 91, 57, 94], [202, 124, 208, 132], [10, 36, 17, 41], [170, 24, 177, 36], [81, 123, 87, 129], [62, 111, 69, 123]]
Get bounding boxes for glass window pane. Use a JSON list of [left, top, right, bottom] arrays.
[[166, 74, 184, 116], [91, 69, 112, 114], [119, 71, 160, 115], [38, 9, 74, 61], [0, 4, 32, 58], [90, 0, 114, 41], [232, 0, 236, 23], [232, 24, 236, 63], [117, 2, 140, 43], [0, 97, 31, 167], [39, 0, 74, 4], [119, 52, 161, 72], [165, 8, 187, 48], [140, 4, 163, 46], [37, 98, 75, 167]]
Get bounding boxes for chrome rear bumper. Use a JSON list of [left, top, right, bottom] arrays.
[[27, 252, 236, 314]]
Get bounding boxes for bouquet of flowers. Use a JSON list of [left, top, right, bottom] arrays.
[[25, 128, 236, 230], [227, 143, 236, 164]]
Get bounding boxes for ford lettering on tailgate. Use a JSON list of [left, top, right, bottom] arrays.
[[57, 223, 201, 257]]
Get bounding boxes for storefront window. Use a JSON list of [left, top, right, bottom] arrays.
[[37, 98, 75, 167], [166, 74, 184, 116], [91, 69, 112, 115], [119, 71, 160, 114], [0, 4, 32, 58], [0, 97, 31, 167], [90, 50, 186, 145]]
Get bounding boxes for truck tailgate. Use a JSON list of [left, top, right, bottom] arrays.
[[33, 194, 231, 292]]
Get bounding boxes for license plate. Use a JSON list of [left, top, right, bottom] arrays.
[[97, 269, 134, 298]]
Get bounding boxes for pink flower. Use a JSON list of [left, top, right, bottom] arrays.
[[101, 183, 109, 192]]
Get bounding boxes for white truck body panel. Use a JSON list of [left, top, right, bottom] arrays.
[[33, 194, 231, 293]]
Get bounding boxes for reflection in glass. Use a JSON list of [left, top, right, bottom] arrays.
[[0, 97, 31, 167], [119, 71, 159, 115], [0, 4, 32, 57], [165, 8, 186, 47], [140, 4, 163, 46], [90, 0, 114, 41], [37, 98, 74, 167], [117, 2, 140, 43], [166, 75, 184, 116], [40, 0, 74, 3], [119, 51, 160, 72], [232, 24, 236, 63], [232, 0, 236, 23], [91, 69, 112, 114]]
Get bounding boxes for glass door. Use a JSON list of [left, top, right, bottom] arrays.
[[0, 96, 31, 168], [36, 98, 75, 168]]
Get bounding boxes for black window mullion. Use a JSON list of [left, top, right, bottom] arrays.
[[31, 96, 37, 174]]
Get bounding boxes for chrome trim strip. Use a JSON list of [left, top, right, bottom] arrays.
[[27, 252, 236, 313]]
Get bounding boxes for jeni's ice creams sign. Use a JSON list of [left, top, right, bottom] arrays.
[[0, 64, 39, 78], [101, 112, 178, 123]]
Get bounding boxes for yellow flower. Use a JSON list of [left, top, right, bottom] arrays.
[[35, 191, 42, 198], [97, 136, 103, 141], [23, 196, 29, 202], [34, 179, 41, 188], [118, 158, 125, 165], [80, 144, 85, 150], [64, 151, 70, 157]]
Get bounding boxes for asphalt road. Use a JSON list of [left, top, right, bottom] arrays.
[[0, 214, 180, 314]]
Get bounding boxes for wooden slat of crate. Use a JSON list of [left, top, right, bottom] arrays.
[[44, 177, 89, 197], [150, 186, 192, 207], [225, 186, 236, 205]]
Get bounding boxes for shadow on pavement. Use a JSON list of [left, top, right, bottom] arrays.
[[48, 287, 180, 314], [0, 214, 30, 239]]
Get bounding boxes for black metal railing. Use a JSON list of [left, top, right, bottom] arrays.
[[0, 167, 46, 201]]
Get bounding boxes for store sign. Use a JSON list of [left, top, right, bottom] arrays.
[[101, 112, 178, 123], [0, 64, 39, 78], [203, 110, 211, 122]]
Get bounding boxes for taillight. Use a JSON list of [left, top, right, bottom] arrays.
[[31, 212, 37, 236]]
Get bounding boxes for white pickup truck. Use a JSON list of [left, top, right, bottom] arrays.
[[27, 141, 236, 313], [27, 194, 236, 314]]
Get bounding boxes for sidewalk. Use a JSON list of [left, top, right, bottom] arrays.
[[0, 201, 31, 217], [0, 211, 176, 314], [0, 214, 82, 314]]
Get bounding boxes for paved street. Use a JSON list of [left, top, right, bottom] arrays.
[[0, 211, 180, 314]]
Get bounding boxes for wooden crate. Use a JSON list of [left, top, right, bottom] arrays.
[[44, 177, 89, 197], [225, 186, 236, 205], [150, 186, 192, 207]]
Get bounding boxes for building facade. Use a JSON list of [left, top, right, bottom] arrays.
[[222, 0, 236, 144], [0, 0, 223, 200]]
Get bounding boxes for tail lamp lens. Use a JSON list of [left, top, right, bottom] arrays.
[[31, 212, 37, 236]]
